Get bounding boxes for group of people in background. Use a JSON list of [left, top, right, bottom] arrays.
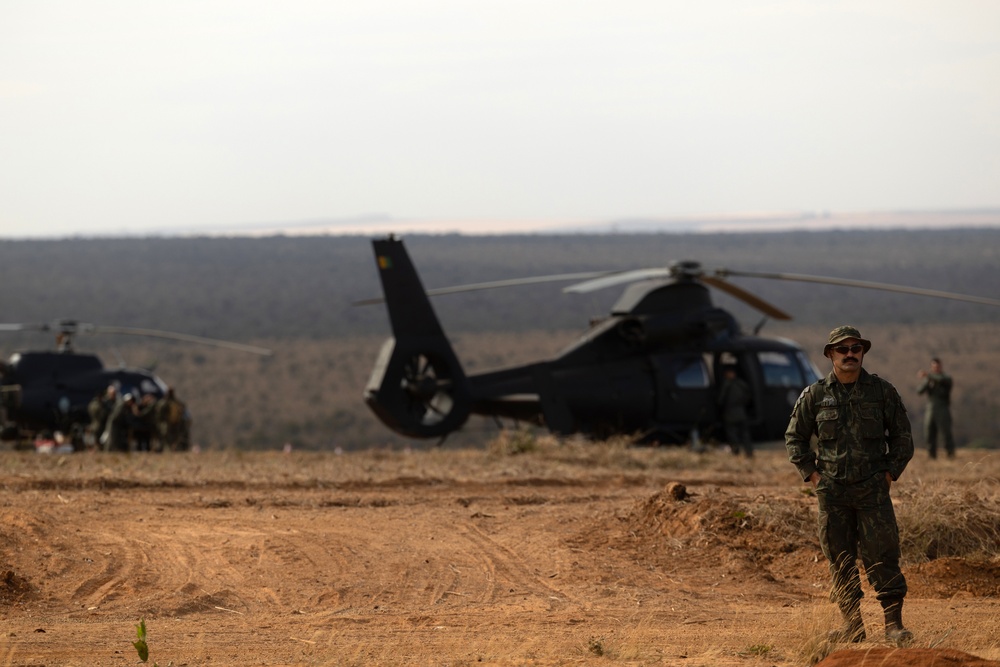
[[87, 385, 190, 453]]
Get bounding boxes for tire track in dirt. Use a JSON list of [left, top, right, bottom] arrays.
[[454, 521, 585, 612], [139, 521, 268, 616], [25, 494, 325, 616], [2, 504, 150, 611], [67, 519, 264, 615], [255, 524, 363, 611], [1, 504, 153, 612]]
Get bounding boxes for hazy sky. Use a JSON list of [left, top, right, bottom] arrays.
[[2, 1, 999, 238]]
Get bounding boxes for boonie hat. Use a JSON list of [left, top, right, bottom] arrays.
[[823, 325, 872, 356]]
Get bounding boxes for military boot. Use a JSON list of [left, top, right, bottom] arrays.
[[882, 598, 914, 647], [827, 602, 866, 643]]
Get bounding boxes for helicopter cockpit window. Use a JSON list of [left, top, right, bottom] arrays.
[[675, 358, 710, 389], [140, 378, 165, 395], [797, 351, 823, 383], [757, 351, 805, 388]]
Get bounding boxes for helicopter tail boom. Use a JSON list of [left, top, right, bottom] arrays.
[[363, 237, 472, 439]]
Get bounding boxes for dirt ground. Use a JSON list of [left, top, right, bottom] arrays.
[[1, 443, 998, 666]]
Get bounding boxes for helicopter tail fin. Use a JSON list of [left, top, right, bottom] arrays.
[[363, 236, 471, 439]]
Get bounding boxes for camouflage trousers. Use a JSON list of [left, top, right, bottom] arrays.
[[817, 473, 907, 608]]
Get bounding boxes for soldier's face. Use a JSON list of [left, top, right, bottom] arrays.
[[831, 338, 864, 373]]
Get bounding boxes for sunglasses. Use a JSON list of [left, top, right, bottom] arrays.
[[832, 344, 865, 355]]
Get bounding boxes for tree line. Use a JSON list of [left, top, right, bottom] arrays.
[[2, 229, 999, 345]]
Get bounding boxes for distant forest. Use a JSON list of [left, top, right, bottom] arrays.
[[2, 229, 999, 341], [2, 229, 999, 450]]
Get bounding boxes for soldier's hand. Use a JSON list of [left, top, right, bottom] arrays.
[[917, 370, 928, 378], [807, 471, 820, 487], [885, 472, 893, 489]]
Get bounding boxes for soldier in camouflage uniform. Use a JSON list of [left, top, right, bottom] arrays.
[[86, 385, 116, 450], [154, 387, 189, 452], [103, 392, 136, 453], [917, 357, 955, 459], [785, 325, 914, 646], [718, 365, 753, 457]]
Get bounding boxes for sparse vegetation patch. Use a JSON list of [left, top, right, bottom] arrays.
[[896, 479, 1000, 562]]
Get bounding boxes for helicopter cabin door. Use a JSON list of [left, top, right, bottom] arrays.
[[650, 353, 713, 441]]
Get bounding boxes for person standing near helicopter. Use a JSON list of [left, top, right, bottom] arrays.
[[102, 392, 136, 452], [87, 385, 116, 450], [717, 365, 753, 457], [784, 325, 914, 646], [132, 394, 157, 452], [154, 387, 189, 451], [917, 357, 955, 459]]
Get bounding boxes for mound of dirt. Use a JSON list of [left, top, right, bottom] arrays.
[[818, 647, 1000, 666], [0, 569, 35, 607], [584, 480, 1000, 604], [627, 482, 819, 563], [907, 557, 1000, 598]]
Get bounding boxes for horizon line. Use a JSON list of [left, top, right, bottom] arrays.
[[3, 207, 1000, 241]]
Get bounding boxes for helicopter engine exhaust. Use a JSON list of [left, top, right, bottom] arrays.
[[363, 237, 472, 439], [616, 308, 738, 346]]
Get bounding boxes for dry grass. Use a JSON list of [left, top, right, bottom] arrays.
[[897, 478, 1000, 562]]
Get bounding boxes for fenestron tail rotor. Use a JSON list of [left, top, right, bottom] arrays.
[[364, 339, 471, 439], [401, 353, 455, 426]]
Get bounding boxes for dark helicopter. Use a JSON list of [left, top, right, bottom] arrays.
[[361, 235, 1000, 445], [0, 320, 272, 448]]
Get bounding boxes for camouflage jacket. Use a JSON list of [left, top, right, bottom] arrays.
[[785, 368, 913, 484]]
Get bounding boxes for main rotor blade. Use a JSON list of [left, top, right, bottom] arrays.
[[700, 276, 792, 320], [0, 322, 50, 332], [354, 271, 617, 305], [91, 326, 273, 356], [714, 269, 1000, 307], [563, 268, 674, 294], [0, 319, 93, 333]]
